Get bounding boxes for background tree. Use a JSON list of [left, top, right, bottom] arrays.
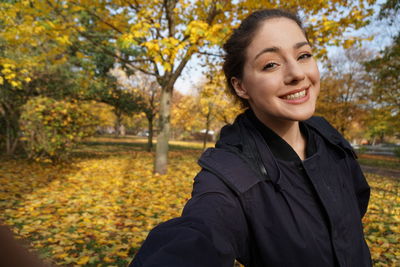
[[363, 0, 400, 142], [364, 35, 400, 139], [2, 0, 377, 173], [88, 75, 143, 136], [171, 92, 201, 140], [111, 69, 160, 151], [316, 48, 372, 140], [365, 107, 399, 144], [196, 71, 242, 149], [0, 57, 93, 155], [19, 97, 98, 162], [0, 1, 104, 154]]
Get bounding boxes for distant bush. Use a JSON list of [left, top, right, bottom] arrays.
[[394, 147, 400, 158], [357, 146, 367, 154], [19, 97, 98, 162]]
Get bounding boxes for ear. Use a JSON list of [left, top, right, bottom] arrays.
[[231, 77, 250, 99]]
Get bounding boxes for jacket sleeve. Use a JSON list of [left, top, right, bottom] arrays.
[[129, 169, 249, 267], [347, 156, 370, 218], [129, 216, 223, 267]]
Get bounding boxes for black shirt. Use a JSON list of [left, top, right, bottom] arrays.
[[247, 109, 337, 265]]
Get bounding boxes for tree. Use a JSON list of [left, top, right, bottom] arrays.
[[365, 107, 399, 144], [378, 0, 400, 24], [316, 48, 372, 139], [2, 0, 377, 173], [19, 97, 98, 162], [197, 71, 241, 149], [0, 59, 92, 155], [363, 0, 400, 142], [0, 1, 102, 154], [111, 69, 160, 151], [171, 92, 201, 140], [88, 74, 143, 136], [365, 35, 400, 113]]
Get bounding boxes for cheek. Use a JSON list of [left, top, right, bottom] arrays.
[[309, 63, 320, 85], [248, 76, 278, 98]]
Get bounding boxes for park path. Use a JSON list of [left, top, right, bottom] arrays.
[[361, 165, 400, 179]]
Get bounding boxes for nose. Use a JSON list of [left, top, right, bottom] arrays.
[[283, 60, 305, 84]]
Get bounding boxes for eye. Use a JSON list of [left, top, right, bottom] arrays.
[[298, 53, 313, 60], [262, 62, 278, 71]]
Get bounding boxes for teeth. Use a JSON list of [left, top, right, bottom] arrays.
[[283, 90, 306, 100]]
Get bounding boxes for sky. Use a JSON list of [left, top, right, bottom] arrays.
[[174, 55, 207, 95], [175, 0, 398, 95]]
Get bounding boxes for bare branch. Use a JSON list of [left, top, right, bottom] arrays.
[[165, 52, 192, 91], [82, 7, 124, 34], [150, 60, 161, 79], [206, 1, 221, 25], [122, 0, 139, 12], [163, 0, 178, 37], [197, 50, 224, 58], [125, 64, 158, 77]]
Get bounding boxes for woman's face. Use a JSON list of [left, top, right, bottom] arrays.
[[232, 17, 320, 124]]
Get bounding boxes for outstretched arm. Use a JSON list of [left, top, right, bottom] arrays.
[[129, 169, 250, 267]]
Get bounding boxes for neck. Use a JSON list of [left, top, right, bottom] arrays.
[[252, 110, 307, 160]]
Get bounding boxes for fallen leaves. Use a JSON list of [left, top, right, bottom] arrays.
[[0, 145, 399, 266], [0, 150, 200, 266], [362, 173, 400, 266]]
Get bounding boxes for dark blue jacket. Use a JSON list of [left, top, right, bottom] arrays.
[[130, 112, 371, 267]]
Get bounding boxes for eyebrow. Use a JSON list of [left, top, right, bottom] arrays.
[[254, 41, 310, 61]]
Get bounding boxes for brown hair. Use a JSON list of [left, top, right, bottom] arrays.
[[222, 9, 308, 107]]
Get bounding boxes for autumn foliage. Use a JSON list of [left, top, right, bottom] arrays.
[[0, 0, 399, 264], [19, 97, 98, 162]]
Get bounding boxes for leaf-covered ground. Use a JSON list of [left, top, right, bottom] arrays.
[[0, 138, 399, 266]]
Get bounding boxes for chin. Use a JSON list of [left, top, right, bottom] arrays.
[[288, 107, 315, 122]]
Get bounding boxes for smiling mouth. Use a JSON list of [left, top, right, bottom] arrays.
[[279, 86, 309, 100]]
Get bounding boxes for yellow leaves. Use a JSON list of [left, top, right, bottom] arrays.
[[186, 20, 209, 44], [343, 39, 356, 49], [206, 23, 228, 45], [11, 80, 21, 88], [0, 62, 23, 87], [76, 52, 86, 59], [71, 5, 84, 13], [116, 251, 128, 257], [362, 173, 400, 265], [55, 252, 69, 259], [104, 256, 114, 262], [76, 255, 90, 265], [142, 40, 161, 53], [141, 37, 184, 68], [0, 2, 77, 88], [0, 147, 199, 266]]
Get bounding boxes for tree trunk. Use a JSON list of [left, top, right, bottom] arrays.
[[380, 132, 385, 144], [146, 114, 154, 152], [202, 110, 211, 150], [2, 104, 20, 155], [114, 110, 122, 137], [372, 136, 376, 146], [154, 88, 172, 174]]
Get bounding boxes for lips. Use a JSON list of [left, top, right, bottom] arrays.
[[279, 85, 310, 100]]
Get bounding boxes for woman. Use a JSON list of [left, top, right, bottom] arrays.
[[130, 9, 371, 267]]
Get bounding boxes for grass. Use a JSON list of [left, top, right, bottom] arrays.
[[357, 154, 400, 170]]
